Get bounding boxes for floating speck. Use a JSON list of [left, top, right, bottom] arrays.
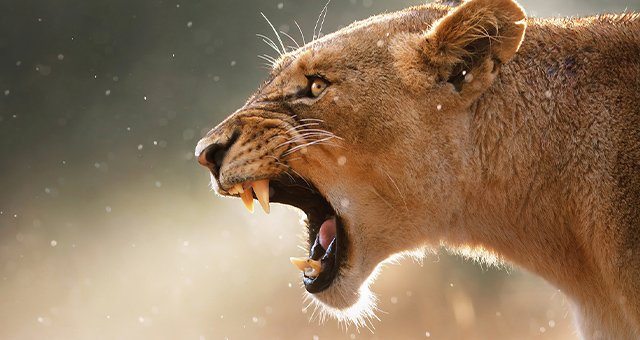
[[277, 3, 283, 9], [143, 96, 147, 101], [139, 317, 144, 323], [57, 54, 64, 61], [155, 181, 161, 188], [16, 61, 21, 66], [337, 156, 347, 166], [390, 296, 398, 304], [112, 76, 119, 81], [183, 129, 195, 140], [38, 317, 44, 323], [437, 104, 442, 111], [137, 144, 143, 150], [425, 332, 431, 337], [231, 60, 236, 66], [4, 90, 9, 96], [105, 90, 111, 96], [106, 206, 112, 213], [187, 21, 193, 28], [51, 240, 57, 247]]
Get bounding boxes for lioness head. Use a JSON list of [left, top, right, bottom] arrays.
[[196, 0, 525, 323]]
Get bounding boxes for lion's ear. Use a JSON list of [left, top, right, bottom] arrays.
[[423, 0, 526, 93]]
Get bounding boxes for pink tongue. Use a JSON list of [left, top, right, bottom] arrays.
[[319, 217, 337, 250]]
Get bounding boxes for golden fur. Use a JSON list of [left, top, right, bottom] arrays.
[[196, 0, 640, 338]]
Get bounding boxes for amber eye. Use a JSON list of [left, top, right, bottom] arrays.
[[309, 78, 328, 97]]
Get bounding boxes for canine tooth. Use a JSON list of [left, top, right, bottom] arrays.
[[308, 259, 322, 271], [253, 179, 270, 214], [240, 187, 254, 213], [290, 257, 311, 271]]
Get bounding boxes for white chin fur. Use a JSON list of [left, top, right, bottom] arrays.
[[303, 262, 385, 330]]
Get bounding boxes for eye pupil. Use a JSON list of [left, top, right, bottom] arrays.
[[310, 78, 327, 97]]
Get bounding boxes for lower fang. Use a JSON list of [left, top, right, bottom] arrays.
[[305, 267, 320, 277]]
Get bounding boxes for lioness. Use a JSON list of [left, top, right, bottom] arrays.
[[195, 0, 640, 338]]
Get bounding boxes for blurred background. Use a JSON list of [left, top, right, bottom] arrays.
[[1, 0, 638, 339]]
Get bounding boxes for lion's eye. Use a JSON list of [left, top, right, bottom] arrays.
[[309, 78, 328, 97]]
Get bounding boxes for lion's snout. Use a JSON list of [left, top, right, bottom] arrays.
[[195, 120, 241, 179]]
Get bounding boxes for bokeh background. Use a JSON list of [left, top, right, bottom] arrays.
[[1, 0, 638, 339]]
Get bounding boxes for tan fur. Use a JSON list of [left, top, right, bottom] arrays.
[[196, 0, 640, 338]]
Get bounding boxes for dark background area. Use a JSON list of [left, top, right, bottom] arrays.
[[1, 0, 638, 339]]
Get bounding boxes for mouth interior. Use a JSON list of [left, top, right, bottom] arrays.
[[267, 177, 346, 294]]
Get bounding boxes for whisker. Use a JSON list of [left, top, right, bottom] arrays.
[[318, 0, 332, 39], [261, 12, 286, 55], [256, 34, 282, 56], [283, 136, 343, 157], [258, 55, 276, 67], [284, 122, 320, 134], [280, 30, 300, 49], [294, 20, 306, 46]]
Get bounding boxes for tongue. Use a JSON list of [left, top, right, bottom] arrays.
[[319, 217, 337, 250]]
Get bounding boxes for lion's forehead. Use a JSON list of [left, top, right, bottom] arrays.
[[271, 5, 445, 76]]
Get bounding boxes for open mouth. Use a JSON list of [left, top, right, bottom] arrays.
[[225, 177, 347, 294]]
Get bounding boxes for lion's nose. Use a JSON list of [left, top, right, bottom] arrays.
[[196, 141, 226, 174], [195, 130, 238, 175]]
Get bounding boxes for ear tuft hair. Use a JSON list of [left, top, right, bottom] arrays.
[[424, 0, 526, 69]]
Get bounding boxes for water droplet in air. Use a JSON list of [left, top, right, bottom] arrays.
[[187, 21, 193, 28], [51, 240, 57, 247]]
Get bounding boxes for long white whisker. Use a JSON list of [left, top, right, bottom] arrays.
[[283, 136, 343, 157], [256, 34, 282, 56], [284, 122, 320, 134], [294, 20, 306, 46], [298, 118, 325, 123], [261, 12, 286, 55], [318, 0, 332, 38], [280, 30, 300, 49], [258, 55, 276, 67]]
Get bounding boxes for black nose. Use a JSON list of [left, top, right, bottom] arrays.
[[196, 130, 239, 176], [197, 144, 226, 175]]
